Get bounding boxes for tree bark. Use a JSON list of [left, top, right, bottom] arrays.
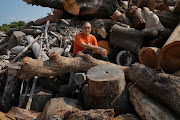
[[1, 64, 21, 112], [129, 86, 179, 120], [127, 63, 180, 116], [82, 84, 133, 116], [158, 23, 180, 73], [23, 0, 120, 18], [19, 52, 129, 80], [138, 47, 159, 69], [110, 24, 144, 54], [87, 64, 125, 97]]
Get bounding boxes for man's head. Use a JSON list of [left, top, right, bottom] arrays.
[[81, 21, 91, 36]]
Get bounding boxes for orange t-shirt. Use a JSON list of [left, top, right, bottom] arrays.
[[73, 33, 98, 55]]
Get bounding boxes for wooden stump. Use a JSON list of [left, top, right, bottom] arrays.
[[159, 23, 180, 73], [87, 64, 125, 97], [138, 47, 159, 69], [110, 24, 144, 54], [129, 86, 179, 120], [82, 84, 133, 115], [127, 63, 180, 116]]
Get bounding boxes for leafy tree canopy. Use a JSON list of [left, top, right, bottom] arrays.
[[0, 21, 26, 32]]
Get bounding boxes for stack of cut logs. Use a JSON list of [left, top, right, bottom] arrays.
[[0, 0, 179, 119]]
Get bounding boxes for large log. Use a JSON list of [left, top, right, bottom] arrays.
[[155, 10, 180, 29], [138, 47, 159, 69], [158, 23, 180, 73], [110, 24, 144, 54], [19, 52, 129, 80], [23, 0, 120, 18], [129, 86, 179, 120], [82, 84, 133, 115], [87, 64, 125, 96], [127, 63, 180, 116], [1, 64, 21, 112]]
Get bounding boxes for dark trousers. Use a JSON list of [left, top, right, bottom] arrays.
[[82, 49, 109, 61]]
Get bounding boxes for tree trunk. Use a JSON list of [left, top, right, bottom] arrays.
[[127, 63, 180, 116], [138, 47, 159, 69], [26, 35, 49, 61], [155, 10, 180, 29], [87, 64, 125, 97], [23, 0, 120, 18], [82, 84, 133, 116], [126, 6, 145, 30], [19, 52, 129, 80], [110, 24, 144, 54], [129, 86, 179, 120], [1, 64, 21, 112], [158, 23, 180, 73]]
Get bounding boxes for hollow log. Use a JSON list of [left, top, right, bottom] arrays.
[[158, 23, 180, 73], [82, 84, 133, 115], [87, 64, 125, 96], [155, 10, 180, 29], [23, 0, 120, 18], [126, 6, 145, 30], [116, 50, 136, 66], [110, 24, 144, 54], [138, 47, 160, 69], [129, 85, 179, 120], [1, 64, 21, 112], [26, 35, 49, 61], [19, 52, 129, 80], [127, 63, 180, 116]]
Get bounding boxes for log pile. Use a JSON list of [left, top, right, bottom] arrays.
[[0, 0, 179, 119]]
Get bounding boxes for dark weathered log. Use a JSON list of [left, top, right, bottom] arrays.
[[22, 29, 42, 35], [87, 64, 125, 96], [142, 7, 164, 37], [1, 64, 21, 112], [132, 0, 177, 7], [155, 10, 180, 29], [159, 23, 180, 73], [0, 36, 10, 46], [19, 52, 129, 80], [127, 63, 180, 116], [65, 109, 114, 120], [114, 114, 139, 120], [23, 0, 120, 18], [129, 86, 179, 120], [26, 35, 49, 61], [36, 97, 79, 120], [173, 0, 180, 13], [34, 9, 63, 26], [116, 50, 136, 66], [138, 47, 159, 69], [0, 42, 8, 51], [82, 84, 133, 115], [111, 10, 132, 27], [110, 24, 144, 54], [126, 6, 145, 30]]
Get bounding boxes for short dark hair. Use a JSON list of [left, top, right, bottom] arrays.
[[81, 21, 91, 27]]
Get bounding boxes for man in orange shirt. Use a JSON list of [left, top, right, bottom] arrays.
[[73, 21, 108, 61]]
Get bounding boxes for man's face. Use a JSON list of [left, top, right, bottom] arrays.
[[81, 23, 91, 36]]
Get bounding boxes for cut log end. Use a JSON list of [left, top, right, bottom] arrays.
[[159, 41, 180, 73], [138, 47, 159, 69]]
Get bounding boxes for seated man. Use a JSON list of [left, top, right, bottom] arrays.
[[73, 21, 109, 61]]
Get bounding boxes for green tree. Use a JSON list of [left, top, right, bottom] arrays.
[[0, 21, 26, 32]]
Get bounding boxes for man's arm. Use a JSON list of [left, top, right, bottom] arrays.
[[79, 42, 107, 56]]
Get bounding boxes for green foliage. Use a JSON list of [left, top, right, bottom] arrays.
[[0, 21, 26, 32]]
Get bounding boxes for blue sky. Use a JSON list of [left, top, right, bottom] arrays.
[[0, 0, 52, 26]]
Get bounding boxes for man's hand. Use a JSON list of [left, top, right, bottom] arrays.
[[97, 47, 107, 57]]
